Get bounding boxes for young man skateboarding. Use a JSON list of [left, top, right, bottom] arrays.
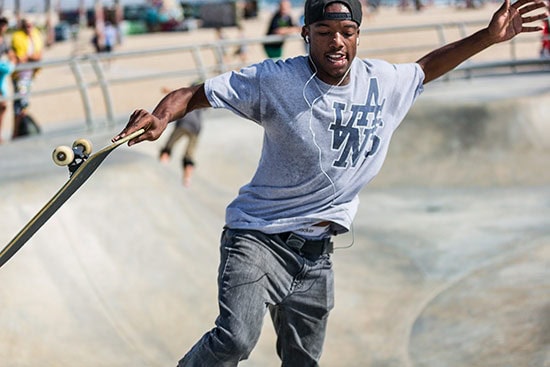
[[113, 0, 548, 365]]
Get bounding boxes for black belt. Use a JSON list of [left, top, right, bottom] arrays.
[[277, 232, 333, 256]]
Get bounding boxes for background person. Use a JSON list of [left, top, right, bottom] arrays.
[[263, 0, 300, 58], [158, 85, 203, 187], [0, 16, 16, 144], [11, 18, 43, 139], [92, 20, 119, 56]]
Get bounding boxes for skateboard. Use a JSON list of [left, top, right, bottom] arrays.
[[0, 129, 144, 269]]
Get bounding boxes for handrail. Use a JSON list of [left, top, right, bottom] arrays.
[[2, 19, 547, 131]]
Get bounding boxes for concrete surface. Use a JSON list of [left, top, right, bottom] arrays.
[[1, 73, 549, 366]]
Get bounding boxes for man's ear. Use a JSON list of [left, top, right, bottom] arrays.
[[301, 26, 309, 43]]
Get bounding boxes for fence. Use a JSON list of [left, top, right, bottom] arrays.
[[4, 18, 548, 132]]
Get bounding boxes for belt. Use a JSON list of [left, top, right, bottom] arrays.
[[277, 232, 333, 256]]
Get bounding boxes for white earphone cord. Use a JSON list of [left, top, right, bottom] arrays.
[[302, 56, 355, 250]]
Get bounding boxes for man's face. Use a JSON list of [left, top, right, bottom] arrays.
[[305, 3, 360, 85]]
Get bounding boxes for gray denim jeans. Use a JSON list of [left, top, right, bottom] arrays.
[[178, 228, 334, 366]]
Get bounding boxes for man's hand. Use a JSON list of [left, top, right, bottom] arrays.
[[488, 0, 549, 43], [112, 109, 168, 146]]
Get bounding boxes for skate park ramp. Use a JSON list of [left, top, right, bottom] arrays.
[[1, 73, 549, 367]]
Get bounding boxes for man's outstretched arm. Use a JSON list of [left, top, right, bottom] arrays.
[[417, 0, 548, 84], [112, 83, 211, 146]]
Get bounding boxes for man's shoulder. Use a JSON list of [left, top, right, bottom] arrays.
[[355, 57, 392, 68], [354, 57, 420, 75], [262, 55, 308, 69], [207, 55, 308, 88], [256, 55, 308, 81]]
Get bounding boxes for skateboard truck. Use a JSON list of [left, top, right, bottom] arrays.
[[52, 138, 93, 176]]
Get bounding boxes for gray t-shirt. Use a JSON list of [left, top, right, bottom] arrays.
[[205, 56, 424, 235]]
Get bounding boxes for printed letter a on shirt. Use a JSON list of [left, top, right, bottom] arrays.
[[329, 78, 385, 168]]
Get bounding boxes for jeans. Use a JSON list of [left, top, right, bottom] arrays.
[[178, 228, 334, 366]]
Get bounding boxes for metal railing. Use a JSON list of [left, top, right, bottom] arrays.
[[4, 19, 548, 131]]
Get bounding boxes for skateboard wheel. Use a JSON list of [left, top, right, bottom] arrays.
[[52, 145, 74, 166], [73, 138, 92, 156]]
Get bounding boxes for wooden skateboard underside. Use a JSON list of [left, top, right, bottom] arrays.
[[0, 129, 144, 269]]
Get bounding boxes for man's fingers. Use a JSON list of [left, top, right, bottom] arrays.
[[522, 24, 545, 32], [512, 0, 544, 9], [519, 0, 549, 31], [127, 129, 153, 146], [111, 130, 128, 143], [112, 109, 151, 143], [524, 11, 549, 22], [518, 1, 549, 14], [127, 135, 146, 146], [512, 0, 549, 15]]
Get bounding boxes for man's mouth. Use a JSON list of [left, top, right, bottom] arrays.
[[326, 53, 347, 66]]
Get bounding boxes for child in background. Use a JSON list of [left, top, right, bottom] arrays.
[[158, 85, 203, 187]]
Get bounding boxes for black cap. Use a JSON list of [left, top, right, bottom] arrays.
[[304, 0, 362, 26]]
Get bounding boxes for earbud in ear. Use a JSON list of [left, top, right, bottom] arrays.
[[356, 38, 360, 46], [305, 36, 310, 44]]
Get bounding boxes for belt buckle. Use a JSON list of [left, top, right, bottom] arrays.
[[286, 233, 305, 252]]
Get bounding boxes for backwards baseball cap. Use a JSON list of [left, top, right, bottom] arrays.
[[304, 0, 362, 26]]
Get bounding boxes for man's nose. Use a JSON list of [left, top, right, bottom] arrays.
[[330, 32, 345, 47]]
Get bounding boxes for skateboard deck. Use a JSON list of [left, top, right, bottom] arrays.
[[0, 129, 144, 269]]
